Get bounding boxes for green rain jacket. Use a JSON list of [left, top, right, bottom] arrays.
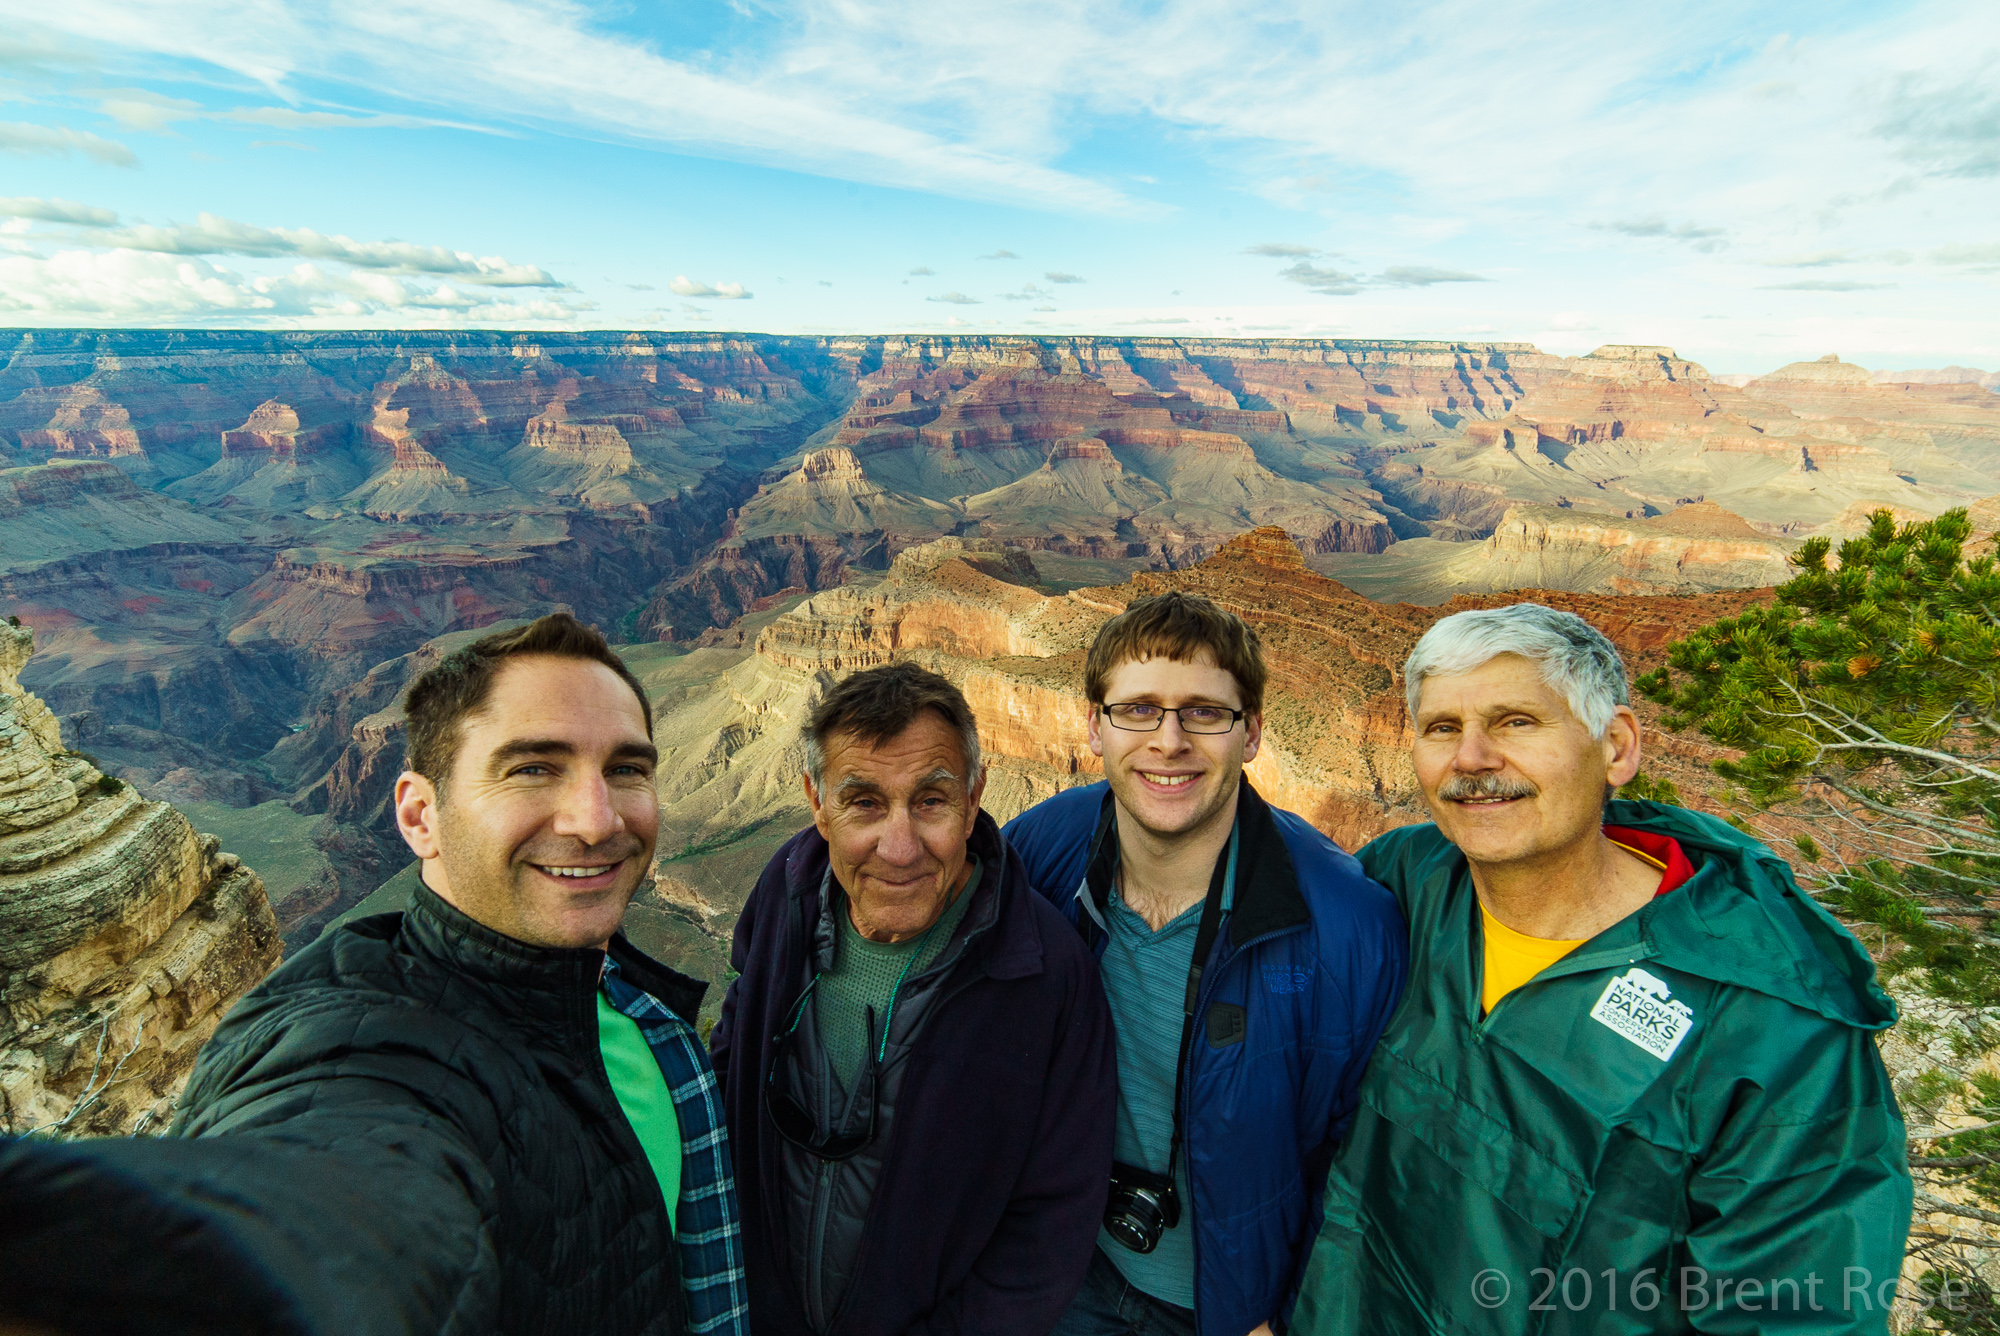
[[1292, 799, 1911, 1335]]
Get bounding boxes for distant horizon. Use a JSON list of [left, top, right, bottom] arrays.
[[1, 1, 1992, 376], [0, 325, 1988, 383]]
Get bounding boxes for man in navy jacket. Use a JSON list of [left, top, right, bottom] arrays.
[[712, 663, 1118, 1336], [1004, 592, 1407, 1336]]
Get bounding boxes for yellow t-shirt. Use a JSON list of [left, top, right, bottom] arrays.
[[1478, 839, 1668, 1014], [1479, 905, 1585, 1015]]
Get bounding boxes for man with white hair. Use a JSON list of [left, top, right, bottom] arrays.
[[1291, 602, 1912, 1335]]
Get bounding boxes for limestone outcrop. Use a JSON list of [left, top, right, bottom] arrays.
[[0, 622, 282, 1135]]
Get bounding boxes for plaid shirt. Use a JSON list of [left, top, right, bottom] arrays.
[[601, 958, 750, 1336]]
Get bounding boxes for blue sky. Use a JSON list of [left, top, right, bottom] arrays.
[[0, 0, 1995, 374]]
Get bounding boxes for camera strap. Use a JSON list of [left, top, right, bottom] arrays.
[[1163, 820, 1238, 1196]]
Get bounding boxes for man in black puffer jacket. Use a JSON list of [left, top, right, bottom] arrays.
[[0, 614, 747, 1336]]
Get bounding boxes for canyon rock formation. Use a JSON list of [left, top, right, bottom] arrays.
[[0, 622, 282, 1135], [6, 330, 1993, 937]]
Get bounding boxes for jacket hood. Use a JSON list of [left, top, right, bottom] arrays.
[[1604, 799, 1898, 1031]]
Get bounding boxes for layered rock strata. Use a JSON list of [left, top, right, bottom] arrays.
[[0, 622, 282, 1135]]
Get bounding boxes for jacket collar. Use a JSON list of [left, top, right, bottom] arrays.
[[400, 880, 708, 1028], [1602, 799, 1897, 1031], [1080, 778, 1311, 950]]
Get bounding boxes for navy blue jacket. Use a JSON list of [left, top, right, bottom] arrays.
[[710, 809, 1118, 1336], [1003, 781, 1407, 1336]]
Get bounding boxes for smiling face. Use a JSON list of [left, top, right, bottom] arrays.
[[392, 654, 660, 950], [1411, 653, 1641, 871], [806, 709, 986, 944], [1089, 651, 1262, 846]]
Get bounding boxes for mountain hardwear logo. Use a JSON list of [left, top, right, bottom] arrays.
[[1589, 967, 1695, 1061], [1262, 966, 1310, 995]]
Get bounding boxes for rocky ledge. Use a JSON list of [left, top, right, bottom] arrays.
[[0, 621, 282, 1135]]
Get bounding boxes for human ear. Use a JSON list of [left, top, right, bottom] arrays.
[[1603, 706, 1643, 787], [1242, 710, 1263, 764], [1087, 703, 1105, 758], [804, 771, 834, 842], [395, 771, 443, 861]]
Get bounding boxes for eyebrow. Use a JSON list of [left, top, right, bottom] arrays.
[[832, 767, 962, 796], [489, 738, 660, 766]]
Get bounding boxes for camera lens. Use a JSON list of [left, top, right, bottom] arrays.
[[1104, 1184, 1166, 1254]]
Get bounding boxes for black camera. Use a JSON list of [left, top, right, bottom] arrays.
[[1103, 1160, 1181, 1254]]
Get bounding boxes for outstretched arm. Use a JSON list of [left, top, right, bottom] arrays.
[[0, 1077, 502, 1336]]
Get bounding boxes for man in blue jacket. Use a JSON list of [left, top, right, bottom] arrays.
[[1004, 591, 1408, 1336]]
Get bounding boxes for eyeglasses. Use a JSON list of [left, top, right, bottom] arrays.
[[1101, 702, 1246, 734], [764, 977, 879, 1162]]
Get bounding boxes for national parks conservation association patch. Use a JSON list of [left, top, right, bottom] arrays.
[[1589, 968, 1695, 1061]]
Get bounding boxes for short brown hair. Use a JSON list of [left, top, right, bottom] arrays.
[[1083, 592, 1266, 714], [404, 612, 652, 793], [804, 663, 982, 789]]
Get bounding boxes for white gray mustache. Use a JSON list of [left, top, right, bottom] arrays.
[[1436, 773, 1539, 802]]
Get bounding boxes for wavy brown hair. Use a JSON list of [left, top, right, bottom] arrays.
[[1082, 591, 1266, 714]]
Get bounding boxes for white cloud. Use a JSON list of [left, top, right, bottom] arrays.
[[1245, 242, 1322, 257], [1278, 260, 1363, 295], [907, 265, 935, 275], [99, 90, 488, 136], [15, 2, 1148, 215], [1759, 280, 1898, 291], [926, 291, 980, 304], [1379, 265, 1487, 287], [1592, 217, 1728, 251], [1044, 270, 1084, 283], [978, 249, 1020, 259], [80, 212, 561, 285], [0, 119, 135, 165], [0, 196, 117, 226], [668, 275, 752, 298], [0, 248, 585, 324]]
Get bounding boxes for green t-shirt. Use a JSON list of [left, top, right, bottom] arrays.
[[818, 858, 981, 1088], [596, 991, 682, 1230]]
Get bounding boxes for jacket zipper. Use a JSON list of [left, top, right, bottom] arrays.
[[1181, 918, 1308, 1336], [806, 1156, 835, 1331], [817, 897, 1001, 1335]]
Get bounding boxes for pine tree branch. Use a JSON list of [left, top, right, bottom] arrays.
[[1915, 1188, 2000, 1228]]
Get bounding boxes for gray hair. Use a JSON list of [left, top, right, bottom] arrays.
[[801, 661, 984, 792], [1403, 603, 1629, 737]]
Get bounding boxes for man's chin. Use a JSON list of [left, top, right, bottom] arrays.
[[1432, 803, 1545, 864], [1113, 774, 1229, 839], [517, 881, 640, 950]]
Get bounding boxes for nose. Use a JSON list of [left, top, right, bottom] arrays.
[[1451, 723, 1502, 774], [875, 802, 924, 867], [553, 771, 625, 847], [1150, 711, 1194, 753]]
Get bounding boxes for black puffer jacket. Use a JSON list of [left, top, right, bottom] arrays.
[[0, 883, 706, 1336]]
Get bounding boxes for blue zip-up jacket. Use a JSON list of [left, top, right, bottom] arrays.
[[1003, 780, 1408, 1336]]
